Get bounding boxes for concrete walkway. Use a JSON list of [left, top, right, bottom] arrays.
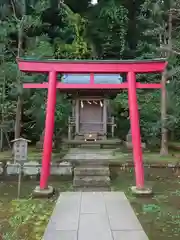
[[43, 192, 149, 240]]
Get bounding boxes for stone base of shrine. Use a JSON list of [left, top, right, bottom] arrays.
[[131, 186, 153, 196], [32, 186, 54, 198]]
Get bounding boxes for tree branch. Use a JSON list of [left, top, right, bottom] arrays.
[[10, 0, 19, 21], [159, 45, 180, 56]]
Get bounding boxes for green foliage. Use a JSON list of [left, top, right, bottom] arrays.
[[0, 0, 180, 146], [55, 4, 91, 59], [87, 0, 128, 59], [143, 204, 161, 213], [0, 0, 80, 142]]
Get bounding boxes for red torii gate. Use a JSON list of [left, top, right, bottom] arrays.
[[17, 58, 167, 194]]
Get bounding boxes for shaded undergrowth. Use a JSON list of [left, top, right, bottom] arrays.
[[112, 170, 180, 240], [0, 169, 180, 240]]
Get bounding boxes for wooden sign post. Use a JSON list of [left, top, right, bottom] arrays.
[[11, 138, 31, 198]]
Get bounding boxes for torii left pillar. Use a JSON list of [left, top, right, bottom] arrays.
[[33, 71, 57, 197]]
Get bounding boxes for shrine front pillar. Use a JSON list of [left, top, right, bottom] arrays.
[[38, 70, 57, 193]]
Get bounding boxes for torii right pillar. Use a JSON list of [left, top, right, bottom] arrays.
[[127, 72, 152, 195]]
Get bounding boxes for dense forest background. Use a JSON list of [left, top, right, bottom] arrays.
[[0, 0, 180, 154]]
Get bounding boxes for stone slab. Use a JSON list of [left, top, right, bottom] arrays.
[[5, 162, 72, 177], [103, 191, 128, 201], [80, 192, 106, 214], [78, 214, 112, 240], [63, 148, 115, 161], [6, 163, 20, 175], [73, 176, 110, 187], [50, 162, 72, 176], [43, 230, 77, 240], [112, 230, 149, 240], [105, 193, 143, 231], [74, 167, 110, 176], [23, 161, 40, 176], [43, 192, 81, 236], [74, 187, 110, 192], [43, 192, 149, 240]]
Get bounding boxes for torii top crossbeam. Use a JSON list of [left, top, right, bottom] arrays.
[[18, 58, 166, 73], [17, 58, 167, 193], [18, 58, 167, 90]]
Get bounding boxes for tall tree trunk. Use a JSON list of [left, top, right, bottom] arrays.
[[14, 17, 24, 139], [14, 96, 23, 139], [160, 9, 172, 155], [0, 69, 5, 151], [160, 71, 168, 155]]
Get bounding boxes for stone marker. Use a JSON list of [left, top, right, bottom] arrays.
[[126, 129, 132, 143], [11, 138, 30, 164], [36, 131, 45, 149], [36, 130, 55, 149], [126, 129, 146, 149]]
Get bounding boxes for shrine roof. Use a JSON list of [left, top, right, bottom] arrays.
[[61, 74, 123, 84]]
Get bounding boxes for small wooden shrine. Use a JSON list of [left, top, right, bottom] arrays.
[[62, 74, 123, 141]]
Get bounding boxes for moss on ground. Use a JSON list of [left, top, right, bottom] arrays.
[[1, 144, 180, 164], [2, 199, 54, 240], [1, 164, 180, 239], [0, 180, 72, 240], [0, 146, 68, 162], [111, 170, 180, 240], [112, 150, 180, 163]]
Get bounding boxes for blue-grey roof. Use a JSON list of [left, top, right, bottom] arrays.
[[62, 74, 123, 84]]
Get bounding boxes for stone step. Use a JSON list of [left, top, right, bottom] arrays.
[[80, 144, 102, 148], [74, 186, 111, 192], [72, 160, 109, 166], [74, 167, 110, 176], [73, 176, 110, 187]]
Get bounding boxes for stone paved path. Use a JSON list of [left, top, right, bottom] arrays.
[[43, 192, 149, 240]]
